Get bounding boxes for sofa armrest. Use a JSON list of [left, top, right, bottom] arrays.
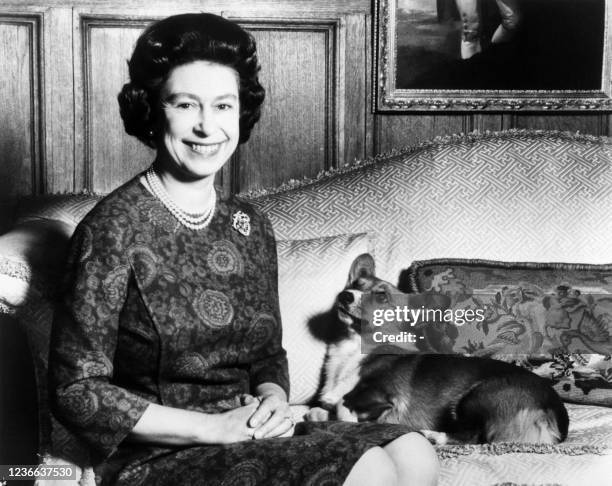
[[34, 454, 93, 486], [0, 219, 73, 306]]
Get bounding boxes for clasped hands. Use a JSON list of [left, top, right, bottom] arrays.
[[221, 392, 295, 442]]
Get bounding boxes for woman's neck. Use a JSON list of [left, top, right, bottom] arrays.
[[151, 161, 216, 214]]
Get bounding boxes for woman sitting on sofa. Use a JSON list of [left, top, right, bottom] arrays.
[[48, 12, 439, 486]]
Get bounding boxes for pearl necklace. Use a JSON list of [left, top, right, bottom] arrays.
[[145, 167, 216, 230]]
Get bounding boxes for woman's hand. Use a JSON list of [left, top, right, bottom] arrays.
[[248, 383, 295, 439], [211, 400, 262, 443], [129, 401, 260, 446]]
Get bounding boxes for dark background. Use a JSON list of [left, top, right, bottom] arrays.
[[396, 0, 605, 90]]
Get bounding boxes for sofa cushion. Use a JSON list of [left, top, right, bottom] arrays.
[[528, 353, 612, 408], [277, 232, 375, 404], [404, 258, 612, 406]]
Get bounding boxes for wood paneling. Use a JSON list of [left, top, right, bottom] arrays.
[[44, 8, 76, 193], [343, 13, 371, 163], [76, 16, 154, 193], [373, 112, 611, 154], [374, 114, 469, 152], [513, 114, 609, 136], [0, 14, 42, 198], [237, 23, 332, 193], [473, 114, 505, 133]]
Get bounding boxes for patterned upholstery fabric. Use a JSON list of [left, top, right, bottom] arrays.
[[276, 233, 375, 404], [249, 130, 612, 284], [15, 194, 101, 228], [406, 258, 612, 406]]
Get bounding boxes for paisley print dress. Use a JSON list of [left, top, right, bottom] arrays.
[[49, 176, 413, 485]]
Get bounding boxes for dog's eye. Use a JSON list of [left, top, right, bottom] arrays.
[[374, 292, 389, 304]]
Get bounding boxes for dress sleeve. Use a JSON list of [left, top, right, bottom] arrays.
[[49, 219, 151, 464], [248, 215, 290, 397]]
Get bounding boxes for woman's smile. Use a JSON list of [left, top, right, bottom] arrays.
[[184, 141, 224, 155]]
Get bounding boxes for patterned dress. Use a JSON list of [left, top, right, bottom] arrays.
[[49, 176, 413, 485]]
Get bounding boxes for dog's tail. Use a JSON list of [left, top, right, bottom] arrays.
[[456, 377, 569, 444], [487, 408, 567, 444]]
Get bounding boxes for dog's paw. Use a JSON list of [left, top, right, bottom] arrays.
[[305, 407, 331, 422], [420, 430, 449, 445], [320, 393, 340, 409], [336, 405, 358, 422]]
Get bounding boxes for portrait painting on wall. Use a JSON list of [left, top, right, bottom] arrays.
[[375, 0, 612, 111]]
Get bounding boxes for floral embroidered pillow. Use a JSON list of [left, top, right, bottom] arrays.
[[403, 259, 612, 406]]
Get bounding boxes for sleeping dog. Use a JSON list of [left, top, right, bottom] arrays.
[[307, 254, 569, 445]]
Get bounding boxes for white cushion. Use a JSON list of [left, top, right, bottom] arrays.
[[276, 232, 375, 404]]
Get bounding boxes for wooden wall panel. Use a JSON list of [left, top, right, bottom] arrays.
[[343, 13, 371, 163], [77, 17, 154, 193], [374, 114, 469, 153], [374, 112, 611, 154], [236, 24, 331, 193], [44, 8, 76, 193], [473, 114, 505, 133], [513, 114, 609, 136], [0, 16, 41, 198]]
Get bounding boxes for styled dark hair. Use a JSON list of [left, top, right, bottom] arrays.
[[118, 13, 265, 146]]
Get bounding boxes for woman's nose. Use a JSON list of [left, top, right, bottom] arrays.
[[194, 107, 215, 136]]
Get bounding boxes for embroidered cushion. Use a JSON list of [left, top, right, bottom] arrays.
[[405, 258, 612, 406]]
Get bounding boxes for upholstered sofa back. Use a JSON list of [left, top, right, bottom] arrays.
[[251, 130, 612, 283], [2, 129, 612, 465]]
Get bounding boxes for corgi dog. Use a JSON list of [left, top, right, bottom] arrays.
[[307, 254, 569, 445]]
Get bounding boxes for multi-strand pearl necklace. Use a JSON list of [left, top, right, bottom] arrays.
[[145, 167, 216, 230]]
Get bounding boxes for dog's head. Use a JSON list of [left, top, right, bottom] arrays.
[[336, 254, 401, 335]]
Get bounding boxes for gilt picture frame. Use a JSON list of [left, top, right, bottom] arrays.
[[374, 0, 612, 111]]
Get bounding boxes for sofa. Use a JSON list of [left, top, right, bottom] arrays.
[[1, 129, 611, 485]]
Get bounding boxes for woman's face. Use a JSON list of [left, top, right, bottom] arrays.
[[157, 60, 240, 181]]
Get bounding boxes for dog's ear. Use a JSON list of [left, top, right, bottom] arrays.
[[347, 253, 376, 286]]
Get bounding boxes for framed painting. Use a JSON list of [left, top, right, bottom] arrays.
[[374, 0, 612, 111]]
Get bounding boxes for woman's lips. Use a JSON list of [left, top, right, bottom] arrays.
[[185, 141, 223, 154]]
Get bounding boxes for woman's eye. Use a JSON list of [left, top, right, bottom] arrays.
[[176, 102, 195, 110], [217, 103, 233, 111]]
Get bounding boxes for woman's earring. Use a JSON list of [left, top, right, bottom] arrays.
[[148, 129, 155, 137]]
